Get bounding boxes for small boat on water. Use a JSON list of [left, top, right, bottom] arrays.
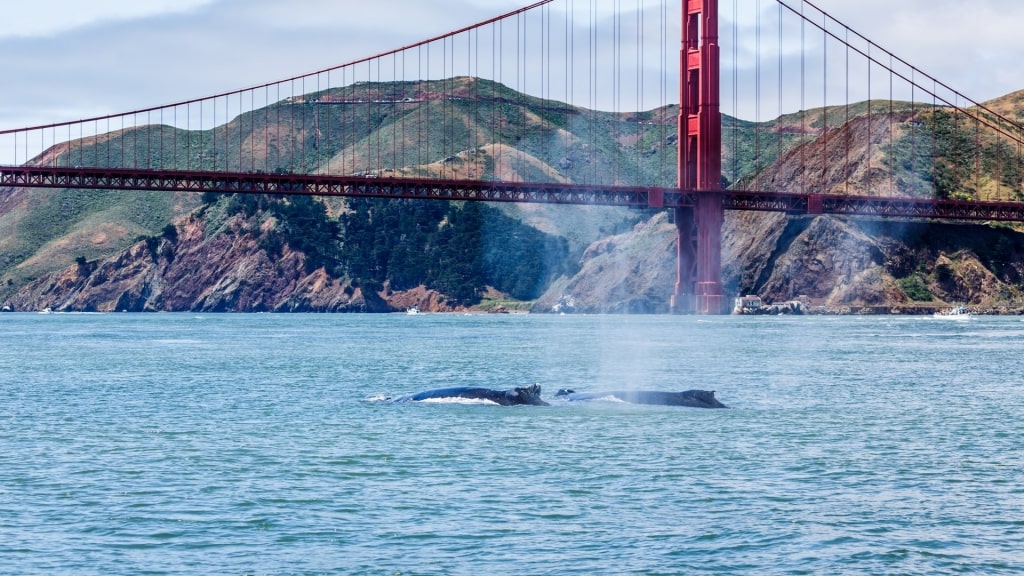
[[406, 305, 420, 315], [933, 305, 971, 320]]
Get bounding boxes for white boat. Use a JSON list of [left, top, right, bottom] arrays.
[[406, 306, 420, 315], [933, 306, 971, 320]]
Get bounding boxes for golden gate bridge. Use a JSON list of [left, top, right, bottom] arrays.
[[1, 0, 1023, 313]]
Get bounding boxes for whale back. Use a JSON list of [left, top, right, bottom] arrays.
[[554, 388, 726, 408], [675, 389, 727, 408], [392, 384, 549, 406]]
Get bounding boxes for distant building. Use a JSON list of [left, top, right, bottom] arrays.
[[733, 295, 762, 313]]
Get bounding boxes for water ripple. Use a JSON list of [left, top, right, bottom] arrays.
[[2, 313, 1022, 574]]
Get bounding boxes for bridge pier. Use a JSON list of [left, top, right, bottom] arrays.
[[670, 193, 725, 315], [693, 193, 725, 314], [671, 207, 696, 314]]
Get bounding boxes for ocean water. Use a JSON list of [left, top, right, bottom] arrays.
[[1, 312, 1022, 575]]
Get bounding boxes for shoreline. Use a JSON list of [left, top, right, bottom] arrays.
[[739, 304, 1024, 316]]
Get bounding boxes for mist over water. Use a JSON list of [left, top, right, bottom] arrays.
[[2, 312, 1022, 574]]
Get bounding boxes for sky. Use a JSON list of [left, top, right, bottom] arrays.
[[1, 0, 1023, 137]]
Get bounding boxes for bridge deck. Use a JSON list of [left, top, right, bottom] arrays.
[[4, 165, 1024, 222]]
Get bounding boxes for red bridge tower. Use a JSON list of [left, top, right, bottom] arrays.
[[672, 0, 725, 314]]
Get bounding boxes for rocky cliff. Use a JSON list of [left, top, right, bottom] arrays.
[[534, 209, 1024, 314], [533, 213, 678, 313], [8, 212, 392, 313]]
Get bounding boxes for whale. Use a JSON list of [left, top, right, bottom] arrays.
[[391, 384, 549, 406], [554, 388, 727, 408]]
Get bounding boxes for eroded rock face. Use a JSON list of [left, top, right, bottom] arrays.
[[7, 214, 390, 313], [6, 208, 474, 314], [724, 213, 895, 307], [536, 211, 1024, 314], [532, 213, 678, 314]]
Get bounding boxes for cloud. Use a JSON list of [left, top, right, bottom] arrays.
[[719, 0, 1024, 120], [0, 0, 218, 38], [809, 0, 1024, 103], [238, 0, 526, 32]]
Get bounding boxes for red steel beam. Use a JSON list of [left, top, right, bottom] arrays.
[[0, 166, 657, 207], [5, 166, 1024, 220]]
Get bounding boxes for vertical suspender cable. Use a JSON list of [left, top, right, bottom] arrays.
[[800, 2, 805, 194], [663, 0, 669, 186], [777, 1, 782, 189], [275, 84, 280, 172], [425, 45, 430, 172], [301, 76, 306, 173], [441, 37, 447, 178], [661, 0, 666, 186], [732, 0, 738, 188], [754, 0, 762, 190], [246, 90, 251, 172], [613, 0, 619, 185], [398, 52, 404, 173], [822, 9, 827, 193], [492, 21, 497, 179], [910, 70, 916, 196], [497, 21, 502, 178], [268, 90, 273, 174], [541, 3, 548, 175], [452, 32, 456, 175], [568, 0, 573, 182], [637, 0, 643, 186], [520, 11, 525, 183], [377, 57, 382, 175], [522, 10, 527, 182], [975, 108, 981, 197], [211, 97, 216, 172], [889, 55, 894, 196], [343, 66, 349, 175], [419, 47, 423, 172], [222, 94, 227, 171], [468, 27, 476, 176], [844, 28, 849, 194], [931, 80, 937, 198], [590, 0, 596, 185], [866, 44, 872, 194], [953, 95, 959, 194]]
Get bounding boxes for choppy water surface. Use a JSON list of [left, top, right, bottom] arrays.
[[1, 313, 1022, 574]]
